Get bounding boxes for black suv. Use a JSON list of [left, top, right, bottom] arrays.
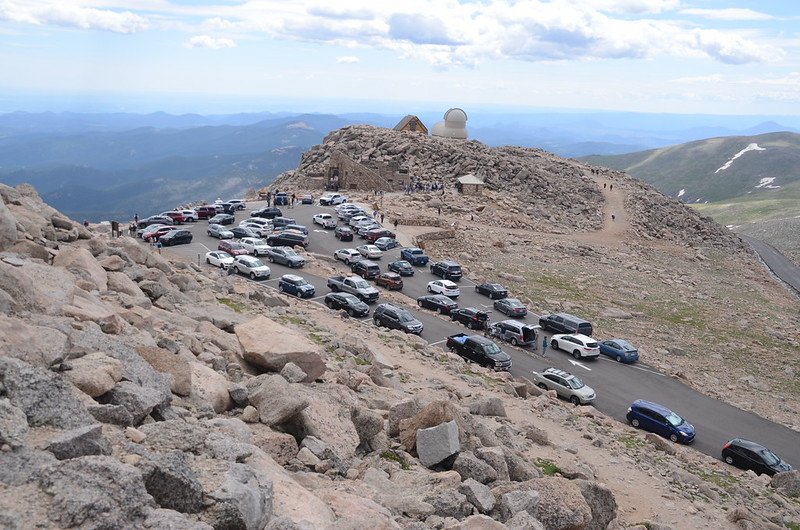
[[430, 260, 462, 281], [334, 226, 354, 241], [351, 260, 381, 280], [373, 304, 423, 334], [251, 207, 283, 219], [267, 231, 308, 248], [324, 292, 369, 317], [158, 229, 193, 246], [538, 312, 593, 336], [450, 307, 489, 330]]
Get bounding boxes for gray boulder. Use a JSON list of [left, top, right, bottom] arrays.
[[0, 448, 57, 486], [38, 456, 155, 529], [280, 362, 308, 384], [458, 478, 496, 514], [138, 419, 212, 454], [452, 451, 498, 484], [206, 463, 273, 530], [351, 406, 384, 449], [428, 488, 472, 519], [0, 357, 94, 428], [106, 380, 167, 426], [468, 397, 506, 417], [576, 480, 618, 530], [506, 511, 546, 530], [246, 374, 309, 427], [476, 446, 510, 482], [416, 420, 460, 468], [0, 398, 29, 448], [87, 403, 134, 426], [771, 470, 800, 497], [387, 398, 420, 437], [0, 198, 17, 251], [45, 424, 112, 460], [503, 449, 542, 481], [498, 490, 540, 522], [138, 451, 205, 513]]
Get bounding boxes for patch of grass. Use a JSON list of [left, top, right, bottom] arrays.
[[380, 450, 410, 470], [617, 434, 646, 450], [308, 332, 327, 346], [353, 356, 372, 366], [217, 297, 245, 313], [784, 523, 800, 530], [534, 458, 561, 476], [465, 368, 502, 387], [691, 467, 739, 491]]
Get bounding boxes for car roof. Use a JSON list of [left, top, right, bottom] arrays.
[[543, 367, 575, 379], [438, 260, 459, 266], [281, 274, 303, 281], [727, 438, 769, 451], [631, 399, 673, 415]]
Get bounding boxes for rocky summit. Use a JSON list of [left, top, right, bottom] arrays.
[[1, 179, 799, 530]]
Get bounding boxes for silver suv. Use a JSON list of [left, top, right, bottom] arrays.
[[529, 367, 596, 405]]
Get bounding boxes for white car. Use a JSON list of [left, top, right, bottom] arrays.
[[239, 219, 272, 236], [205, 251, 234, 269], [239, 237, 271, 256], [427, 279, 460, 298], [334, 248, 363, 265], [228, 199, 246, 210], [207, 223, 234, 239], [232, 255, 271, 280], [312, 213, 337, 229], [349, 215, 371, 228], [550, 334, 601, 360], [320, 193, 347, 206], [357, 244, 383, 259], [180, 209, 198, 222]]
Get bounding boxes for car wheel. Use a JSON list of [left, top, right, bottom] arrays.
[[631, 418, 640, 428], [573, 350, 582, 360], [348, 309, 355, 316], [250, 272, 256, 280], [570, 396, 581, 406], [345, 258, 351, 265], [437, 307, 444, 315], [373, 318, 381, 327], [325, 300, 333, 308], [234, 267, 240, 274], [616, 355, 623, 362], [207, 232, 212, 236], [206, 258, 211, 264], [551, 339, 558, 349], [511, 337, 518, 346], [427, 286, 433, 292], [474, 286, 479, 293], [254, 250, 259, 257], [537, 383, 547, 390], [268, 256, 274, 263], [724, 456, 734, 465], [669, 434, 679, 443]]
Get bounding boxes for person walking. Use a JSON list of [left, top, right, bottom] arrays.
[[609, 184, 613, 191], [438, 206, 441, 216], [155, 240, 162, 254], [541, 336, 548, 356], [611, 212, 616, 222], [134, 213, 139, 224], [380, 213, 385, 224], [393, 219, 398, 229], [603, 183, 606, 189]]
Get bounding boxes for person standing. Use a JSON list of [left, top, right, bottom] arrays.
[[609, 184, 613, 191], [393, 219, 398, 230], [380, 213, 385, 224], [134, 213, 139, 224], [541, 336, 548, 356]]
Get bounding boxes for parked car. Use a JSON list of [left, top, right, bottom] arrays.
[[430, 260, 463, 281], [357, 244, 383, 259], [401, 247, 429, 266], [327, 275, 379, 303], [208, 224, 234, 239], [272, 216, 297, 229], [274, 192, 289, 206], [337, 207, 364, 222], [599, 339, 640, 363], [239, 237, 271, 256], [450, 307, 490, 330], [300, 194, 313, 204], [375, 272, 403, 290], [364, 228, 395, 243], [486, 320, 538, 347], [539, 313, 593, 336], [278, 274, 316, 298], [348, 215, 371, 228], [446, 333, 511, 370], [205, 251, 234, 269], [427, 279, 460, 298], [721, 439, 792, 476], [160, 211, 187, 224], [180, 209, 198, 222], [373, 304, 423, 334], [196, 206, 218, 219], [266, 231, 307, 248], [250, 207, 282, 219], [324, 292, 369, 317], [530, 368, 596, 405], [142, 225, 176, 242], [374, 237, 399, 251], [265, 246, 305, 268], [334, 226, 354, 241], [550, 334, 600, 360], [475, 282, 508, 299], [232, 256, 271, 280], [319, 193, 347, 206], [333, 248, 362, 265], [219, 203, 236, 215], [158, 229, 192, 246], [493, 298, 528, 317], [138, 215, 173, 228], [218, 240, 249, 256], [209, 213, 235, 225], [351, 259, 381, 280], [228, 199, 246, 210], [230, 226, 259, 239], [313, 213, 337, 228], [416, 294, 458, 315], [388, 260, 414, 276], [278, 223, 308, 235], [137, 223, 167, 237], [627, 400, 695, 444], [357, 223, 381, 238]]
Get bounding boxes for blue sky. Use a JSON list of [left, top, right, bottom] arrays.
[[0, 0, 798, 115]]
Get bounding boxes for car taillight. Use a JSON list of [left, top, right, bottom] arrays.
[[722, 442, 731, 450]]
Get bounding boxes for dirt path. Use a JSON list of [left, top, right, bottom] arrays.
[[577, 176, 630, 247]]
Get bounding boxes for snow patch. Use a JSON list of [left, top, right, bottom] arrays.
[[714, 143, 765, 174], [677, 189, 685, 198], [754, 177, 780, 189]]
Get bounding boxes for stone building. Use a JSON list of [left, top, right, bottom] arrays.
[[325, 151, 409, 192], [393, 115, 428, 135], [456, 174, 484, 195]]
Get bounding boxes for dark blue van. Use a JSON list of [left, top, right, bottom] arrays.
[[626, 399, 695, 444], [274, 192, 289, 206]]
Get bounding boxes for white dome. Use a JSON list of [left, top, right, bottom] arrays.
[[431, 107, 468, 139], [443, 108, 467, 124]]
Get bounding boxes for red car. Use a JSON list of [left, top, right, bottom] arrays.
[[142, 226, 177, 242], [218, 240, 248, 256], [161, 211, 186, 224], [196, 206, 218, 219], [364, 228, 396, 243], [375, 272, 403, 290]]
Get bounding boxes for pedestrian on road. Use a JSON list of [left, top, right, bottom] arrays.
[[610, 184, 613, 191], [541, 336, 548, 356], [380, 213, 385, 223], [393, 219, 398, 229], [603, 183, 606, 189], [437, 207, 441, 216], [611, 212, 616, 222]]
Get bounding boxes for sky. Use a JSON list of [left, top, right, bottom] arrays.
[[0, 0, 798, 115]]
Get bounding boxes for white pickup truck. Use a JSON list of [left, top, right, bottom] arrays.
[[319, 193, 348, 206]]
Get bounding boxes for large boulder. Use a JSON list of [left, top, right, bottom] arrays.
[[62, 291, 116, 324], [205, 463, 273, 530], [106, 380, 168, 426], [136, 347, 192, 397], [191, 362, 232, 413], [495, 478, 593, 530], [0, 259, 77, 315], [138, 451, 205, 514], [45, 424, 112, 460], [64, 352, 124, 398], [235, 316, 326, 381], [458, 478, 496, 514], [0, 198, 17, 251], [246, 374, 309, 427], [468, 397, 506, 417], [0, 398, 28, 448], [416, 420, 461, 468], [575, 480, 618, 530], [771, 470, 800, 497], [0, 316, 69, 369], [52, 246, 108, 291], [476, 446, 510, 482], [387, 397, 421, 438], [399, 400, 459, 453], [452, 451, 498, 484], [107, 271, 145, 297], [351, 406, 384, 450], [498, 490, 540, 522]]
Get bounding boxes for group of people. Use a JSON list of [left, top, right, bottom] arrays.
[[405, 180, 445, 194]]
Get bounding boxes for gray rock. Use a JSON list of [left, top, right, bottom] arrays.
[[498, 490, 540, 522], [138, 451, 205, 513], [387, 398, 420, 438], [106, 380, 167, 426], [45, 424, 112, 460], [453, 451, 498, 484], [458, 478, 496, 514], [468, 397, 506, 417], [266, 516, 315, 530], [0, 398, 29, 448], [299, 435, 331, 459], [143, 508, 214, 529], [38, 455, 155, 529], [525, 426, 548, 446], [506, 511, 545, 530], [416, 420, 460, 467], [351, 406, 384, 449], [87, 403, 134, 426], [504, 449, 542, 481], [0, 447, 57, 486], [139, 280, 169, 301], [476, 446, 510, 482], [246, 374, 309, 427], [229, 384, 249, 407], [0, 198, 17, 251], [138, 419, 212, 454], [205, 431, 254, 462], [206, 463, 273, 530], [0, 357, 94, 428], [575, 480, 618, 530], [771, 470, 800, 497], [280, 362, 308, 384], [428, 488, 472, 518]]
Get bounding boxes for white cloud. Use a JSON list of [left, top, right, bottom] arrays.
[[679, 8, 774, 21], [336, 55, 360, 63], [185, 35, 236, 50], [0, 1, 148, 33]]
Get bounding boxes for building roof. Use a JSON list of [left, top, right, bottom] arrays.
[[457, 174, 484, 185], [393, 115, 427, 133]]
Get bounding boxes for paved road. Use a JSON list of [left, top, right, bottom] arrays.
[[155, 201, 800, 468], [741, 235, 800, 295]]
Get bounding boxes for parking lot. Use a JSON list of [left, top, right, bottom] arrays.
[[151, 198, 800, 466]]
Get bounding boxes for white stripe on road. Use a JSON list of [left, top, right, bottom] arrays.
[[199, 243, 211, 251], [596, 357, 665, 377], [429, 338, 448, 346]]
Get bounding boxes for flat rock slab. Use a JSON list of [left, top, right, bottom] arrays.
[[416, 420, 460, 467]]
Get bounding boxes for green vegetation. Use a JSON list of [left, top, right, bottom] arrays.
[[691, 468, 739, 491], [784, 522, 800, 530], [217, 297, 245, 313], [534, 458, 561, 476], [617, 434, 646, 450], [380, 450, 410, 470]]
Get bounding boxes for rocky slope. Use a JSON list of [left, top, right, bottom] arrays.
[[273, 125, 744, 251]]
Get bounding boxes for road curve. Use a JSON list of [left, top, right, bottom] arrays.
[[741, 235, 800, 296]]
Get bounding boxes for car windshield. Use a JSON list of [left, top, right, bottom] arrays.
[[489, 284, 502, 289], [758, 449, 780, 466], [484, 342, 501, 355], [353, 280, 369, 288], [411, 249, 423, 255], [250, 259, 265, 267], [342, 294, 360, 304], [283, 249, 297, 257], [217, 252, 232, 259], [618, 340, 635, 351], [508, 300, 523, 307], [251, 239, 266, 246], [229, 243, 244, 249], [665, 412, 684, 426], [567, 377, 585, 390]]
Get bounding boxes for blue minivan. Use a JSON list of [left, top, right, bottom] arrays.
[[599, 339, 639, 363], [626, 400, 695, 444]]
